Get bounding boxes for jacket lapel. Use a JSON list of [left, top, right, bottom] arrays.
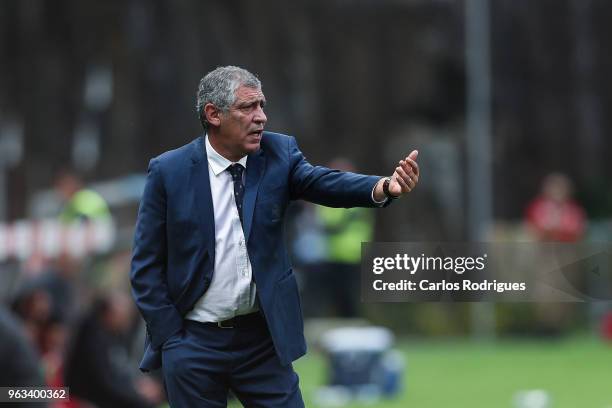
[[190, 137, 216, 255], [243, 148, 265, 242]]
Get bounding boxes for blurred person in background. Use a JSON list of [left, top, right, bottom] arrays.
[[64, 292, 162, 408], [11, 285, 53, 348], [29, 169, 116, 388], [16, 253, 82, 330], [130, 65, 420, 407], [312, 158, 375, 317], [52, 168, 113, 309], [11, 248, 84, 390], [525, 172, 586, 242], [11, 269, 72, 394], [0, 305, 47, 408], [55, 169, 111, 224], [524, 173, 587, 336]]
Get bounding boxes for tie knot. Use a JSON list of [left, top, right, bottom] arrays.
[[228, 163, 244, 180]]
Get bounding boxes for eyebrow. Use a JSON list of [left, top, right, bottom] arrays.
[[236, 97, 266, 107]]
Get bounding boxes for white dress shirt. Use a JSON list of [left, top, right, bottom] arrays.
[[185, 135, 258, 323]]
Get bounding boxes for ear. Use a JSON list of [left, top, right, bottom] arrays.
[[204, 103, 222, 127]]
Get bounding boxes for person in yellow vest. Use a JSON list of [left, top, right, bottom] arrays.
[[316, 158, 375, 317], [35, 170, 113, 324], [56, 170, 111, 223]]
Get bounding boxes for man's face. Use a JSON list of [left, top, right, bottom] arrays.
[[212, 85, 267, 160]]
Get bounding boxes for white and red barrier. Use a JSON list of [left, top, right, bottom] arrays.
[[0, 219, 115, 261]]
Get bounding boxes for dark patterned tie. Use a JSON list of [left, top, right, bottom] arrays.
[[228, 163, 245, 226]]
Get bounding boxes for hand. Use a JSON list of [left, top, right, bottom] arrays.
[[136, 376, 164, 404], [388, 150, 419, 197]]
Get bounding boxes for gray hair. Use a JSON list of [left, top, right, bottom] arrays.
[[195, 66, 261, 130]]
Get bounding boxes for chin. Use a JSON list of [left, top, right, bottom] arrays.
[[244, 142, 261, 153]]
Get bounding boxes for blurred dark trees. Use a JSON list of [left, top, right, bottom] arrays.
[[1, 0, 611, 235]]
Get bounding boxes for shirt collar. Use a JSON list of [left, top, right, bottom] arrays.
[[205, 134, 248, 176]]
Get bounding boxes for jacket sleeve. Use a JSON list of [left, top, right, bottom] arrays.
[[288, 136, 386, 208], [130, 158, 183, 350]]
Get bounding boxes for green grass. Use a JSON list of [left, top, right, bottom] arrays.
[[289, 336, 612, 408]]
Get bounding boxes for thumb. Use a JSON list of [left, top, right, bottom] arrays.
[[408, 150, 418, 160]]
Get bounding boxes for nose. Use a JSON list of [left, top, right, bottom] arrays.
[[253, 105, 267, 125]]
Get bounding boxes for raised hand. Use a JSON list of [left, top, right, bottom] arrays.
[[388, 150, 419, 197]]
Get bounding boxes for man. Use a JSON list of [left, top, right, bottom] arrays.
[[130, 66, 419, 407]]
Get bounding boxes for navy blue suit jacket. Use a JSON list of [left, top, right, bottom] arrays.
[[130, 132, 383, 371]]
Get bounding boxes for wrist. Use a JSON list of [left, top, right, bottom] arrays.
[[382, 177, 400, 199]]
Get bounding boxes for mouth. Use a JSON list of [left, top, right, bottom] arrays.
[[248, 129, 263, 139]]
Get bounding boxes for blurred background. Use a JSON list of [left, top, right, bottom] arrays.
[[1, 0, 612, 407]]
